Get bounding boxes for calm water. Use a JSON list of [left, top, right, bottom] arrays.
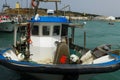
[[0, 20, 120, 80]]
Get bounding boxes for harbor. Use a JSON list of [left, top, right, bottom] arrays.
[[1, 20, 120, 80], [1, 0, 120, 80]]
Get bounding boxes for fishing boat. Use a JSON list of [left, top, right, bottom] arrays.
[[0, 0, 120, 80], [0, 0, 17, 32], [0, 15, 17, 32]]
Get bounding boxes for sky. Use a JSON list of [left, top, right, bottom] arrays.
[[0, 0, 120, 17]]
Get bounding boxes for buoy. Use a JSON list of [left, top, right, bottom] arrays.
[[70, 54, 79, 62], [83, 22, 86, 25], [60, 55, 67, 64], [17, 53, 25, 61], [28, 39, 32, 44]]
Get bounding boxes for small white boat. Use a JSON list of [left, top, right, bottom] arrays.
[[0, 15, 17, 32]]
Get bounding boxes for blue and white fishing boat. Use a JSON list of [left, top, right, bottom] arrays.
[[0, 0, 120, 80]]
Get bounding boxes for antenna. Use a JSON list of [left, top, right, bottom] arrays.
[[2, 0, 10, 12], [33, 0, 61, 16], [5, 0, 7, 5], [39, 0, 61, 15]]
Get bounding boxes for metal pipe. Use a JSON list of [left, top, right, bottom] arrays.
[[34, 0, 40, 15], [84, 31, 86, 49], [14, 25, 18, 47], [55, 2, 58, 16], [60, 5, 70, 16], [71, 27, 75, 43]]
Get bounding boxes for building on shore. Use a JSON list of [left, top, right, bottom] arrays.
[[16, 2, 20, 9]]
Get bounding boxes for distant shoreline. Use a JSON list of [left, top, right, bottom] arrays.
[[1, 8, 120, 22]]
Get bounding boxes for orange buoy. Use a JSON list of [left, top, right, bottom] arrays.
[[59, 55, 67, 64], [28, 39, 32, 44]]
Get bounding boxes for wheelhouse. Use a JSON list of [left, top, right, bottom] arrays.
[[28, 16, 69, 63]]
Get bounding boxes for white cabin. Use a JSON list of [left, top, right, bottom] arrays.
[[28, 16, 69, 63]]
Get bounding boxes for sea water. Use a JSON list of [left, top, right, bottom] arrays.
[[0, 20, 120, 80], [73, 20, 120, 49]]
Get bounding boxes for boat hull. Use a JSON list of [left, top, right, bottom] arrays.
[[0, 59, 119, 80], [0, 48, 120, 75], [0, 22, 16, 32], [0, 60, 96, 80], [26, 73, 96, 80], [0, 57, 120, 74]]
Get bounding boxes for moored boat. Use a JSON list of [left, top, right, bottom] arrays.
[[0, 0, 120, 80], [0, 15, 17, 32]]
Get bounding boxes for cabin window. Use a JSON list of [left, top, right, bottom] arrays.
[[32, 25, 39, 35], [42, 26, 50, 36], [1, 18, 5, 20], [61, 24, 68, 36], [53, 25, 60, 36]]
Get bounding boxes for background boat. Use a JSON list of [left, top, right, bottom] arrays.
[[0, 0, 18, 32], [0, 15, 17, 32]]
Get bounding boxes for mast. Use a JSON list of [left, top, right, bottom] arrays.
[[32, 0, 61, 15], [55, 2, 58, 15], [2, 0, 10, 12], [5, 0, 7, 5], [34, 0, 40, 15]]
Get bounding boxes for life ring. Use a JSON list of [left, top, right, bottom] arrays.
[[31, 0, 37, 7]]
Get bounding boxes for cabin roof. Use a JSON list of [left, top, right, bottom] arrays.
[[28, 16, 69, 23]]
